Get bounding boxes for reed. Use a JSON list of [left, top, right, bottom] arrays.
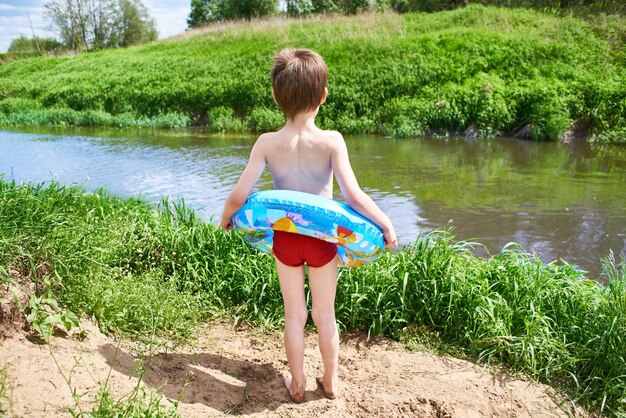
[[0, 178, 623, 414]]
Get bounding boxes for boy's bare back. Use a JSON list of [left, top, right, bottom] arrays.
[[256, 125, 340, 198]]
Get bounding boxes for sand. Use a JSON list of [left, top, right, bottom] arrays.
[[0, 314, 584, 418]]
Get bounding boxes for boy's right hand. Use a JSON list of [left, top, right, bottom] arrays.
[[220, 217, 232, 231]]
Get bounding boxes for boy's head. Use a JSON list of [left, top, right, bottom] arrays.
[[271, 48, 328, 119]]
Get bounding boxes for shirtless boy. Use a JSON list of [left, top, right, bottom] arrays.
[[220, 48, 397, 403]]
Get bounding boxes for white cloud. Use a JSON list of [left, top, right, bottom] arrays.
[[151, 6, 189, 38], [0, 16, 29, 25], [0, 15, 46, 27], [0, 1, 51, 52], [142, 0, 190, 38]]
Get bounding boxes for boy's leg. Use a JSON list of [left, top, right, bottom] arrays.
[[275, 258, 307, 400], [308, 259, 339, 397]]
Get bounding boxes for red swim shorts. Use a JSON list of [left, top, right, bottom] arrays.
[[272, 230, 338, 268]]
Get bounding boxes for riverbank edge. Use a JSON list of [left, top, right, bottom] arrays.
[[0, 6, 625, 144], [0, 110, 604, 143], [0, 178, 624, 414]]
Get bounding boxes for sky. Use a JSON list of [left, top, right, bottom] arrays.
[[0, 0, 191, 53]]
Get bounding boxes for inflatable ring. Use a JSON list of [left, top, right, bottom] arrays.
[[231, 190, 384, 267]]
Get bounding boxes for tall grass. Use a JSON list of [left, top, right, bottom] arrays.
[[0, 178, 624, 414], [0, 179, 205, 343], [0, 101, 190, 129], [338, 240, 625, 414], [0, 5, 624, 142]]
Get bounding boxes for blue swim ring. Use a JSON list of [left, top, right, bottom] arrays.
[[231, 190, 384, 267]]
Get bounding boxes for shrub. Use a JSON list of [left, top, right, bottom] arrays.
[[0, 98, 42, 114], [390, 0, 468, 13], [207, 106, 247, 132], [248, 107, 284, 132]]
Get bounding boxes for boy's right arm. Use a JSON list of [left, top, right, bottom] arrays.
[[330, 133, 397, 248], [219, 136, 267, 230]]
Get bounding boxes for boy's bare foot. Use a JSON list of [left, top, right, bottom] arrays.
[[316, 376, 338, 399], [283, 375, 305, 403]]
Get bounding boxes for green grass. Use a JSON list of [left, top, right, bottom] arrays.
[[83, 387, 181, 417], [0, 179, 205, 343], [54, 344, 181, 417], [65, 357, 181, 418], [0, 177, 624, 415], [0, 5, 624, 142]]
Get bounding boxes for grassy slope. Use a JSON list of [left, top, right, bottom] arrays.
[[1, 178, 624, 414], [0, 5, 624, 142]]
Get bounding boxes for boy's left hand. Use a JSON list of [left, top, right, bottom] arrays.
[[383, 230, 398, 249]]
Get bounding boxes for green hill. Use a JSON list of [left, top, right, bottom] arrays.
[[0, 5, 624, 143]]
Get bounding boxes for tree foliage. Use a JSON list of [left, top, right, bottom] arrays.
[[115, 0, 158, 47], [189, 0, 372, 23], [193, 0, 625, 21], [385, 0, 625, 13], [44, 0, 158, 51], [187, 0, 279, 27]]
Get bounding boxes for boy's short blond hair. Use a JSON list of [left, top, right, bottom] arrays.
[[271, 48, 328, 119]]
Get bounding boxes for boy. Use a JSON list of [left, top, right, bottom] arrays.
[[220, 48, 397, 403]]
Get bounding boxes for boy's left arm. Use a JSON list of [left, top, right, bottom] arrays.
[[219, 137, 267, 230]]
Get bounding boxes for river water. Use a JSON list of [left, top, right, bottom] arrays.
[[1, 127, 625, 279]]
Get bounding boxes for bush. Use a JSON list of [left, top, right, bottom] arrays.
[[380, 98, 425, 137], [207, 106, 247, 132], [8, 35, 62, 53], [390, 0, 467, 13], [248, 107, 284, 132], [0, 98, 42, 114]]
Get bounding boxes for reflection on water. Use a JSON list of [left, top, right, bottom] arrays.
[[0, 128, 273, 219], [1, 126, 625, 279]]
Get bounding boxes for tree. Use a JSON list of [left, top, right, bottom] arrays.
[[89, 0, 118, 49], [112, 0, 158, 47], [187, 0, 226, 26], [44, 0, 82, 50], [286, 0, 314, 16], [44, 0, 157, 51], [285, 0, 372, 16], [228, 0, 279, 19], [187, 0, 278, 27], [311, 0, 339, 13], [337, 0, 370, 14]]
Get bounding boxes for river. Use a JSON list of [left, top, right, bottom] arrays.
[[1, 126, 624, 279]]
